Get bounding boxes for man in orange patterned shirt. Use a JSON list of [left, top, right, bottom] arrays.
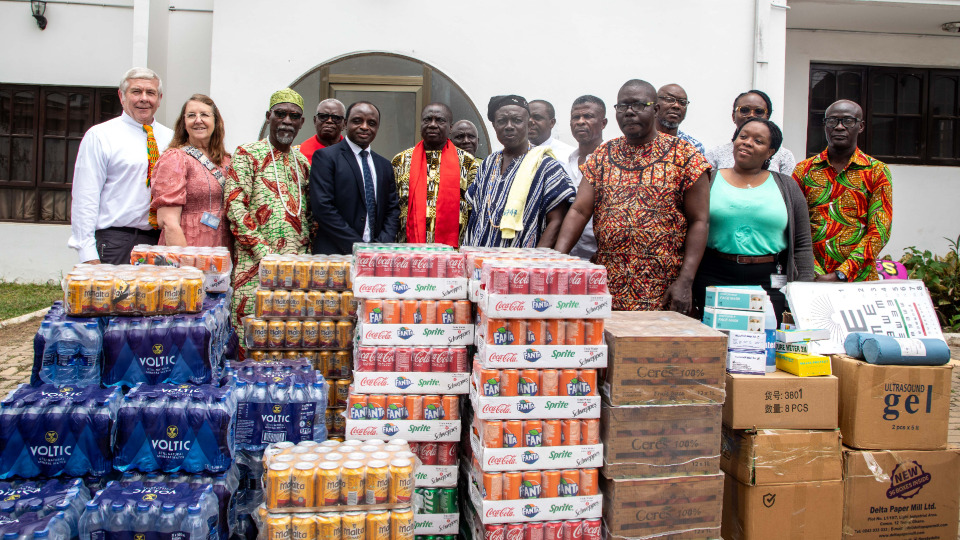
[[792, 100, 892, 282]]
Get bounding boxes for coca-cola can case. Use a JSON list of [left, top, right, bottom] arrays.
[[352, 244, 469, 299], [478, 261, 612, 318]]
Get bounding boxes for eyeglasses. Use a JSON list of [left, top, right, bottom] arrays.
[[824, 116, 861, 128], [735, 106, 768, 117], [657, 95, 690, 107], [316, 113, 344, 123], [613, 101, 655, 113], [272, 110, 303, 121]]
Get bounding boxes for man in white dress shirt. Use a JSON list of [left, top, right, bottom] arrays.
[[564, 95, 607, 261], [68, 67, 173, 264], [529, 99, 575, 161]]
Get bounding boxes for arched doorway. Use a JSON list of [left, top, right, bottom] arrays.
[[262, 53, 491, 160]]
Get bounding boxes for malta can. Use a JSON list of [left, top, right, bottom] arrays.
[[266, 462, 293, 508], [340, 461, 365, 505], [391, 508, 415, 540], [290, 515, 314, 540], [316, 513, 342, 540], [366, 460, 390, 504], [266, 514, 292, 540], [317, 461, 341, 505], [366, 510, 391, 540], [388, 458, 414, 503], [290, 461, 315, 506], [341, 512, 365, 540]]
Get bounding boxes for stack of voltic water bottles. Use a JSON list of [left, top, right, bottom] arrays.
[[0, 478, 91, 538]]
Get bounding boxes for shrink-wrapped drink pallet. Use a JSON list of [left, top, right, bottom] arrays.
[[114, 383, 238, 474], [0, 385, 121, 479], [232, 360, 329, 451], [131, 244, 232, 292], [80, 480, 221, 539], [63, 264, 206, 317], [32, 301, 104, 386], [101, 292, 232, 387], [0, 478, 90, 538]]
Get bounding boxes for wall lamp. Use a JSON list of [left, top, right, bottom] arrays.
[[31, 1, 47, 30]]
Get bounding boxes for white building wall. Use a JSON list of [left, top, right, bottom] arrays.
[[210, 0, 766, 155], [784, 29, 960, 258], [0, 0, 213, 282]]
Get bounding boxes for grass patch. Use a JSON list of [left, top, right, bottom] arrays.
[[0, 282, 62, 321]]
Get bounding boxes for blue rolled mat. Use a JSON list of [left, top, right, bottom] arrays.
[[860, 334, 951, 366], [844, 332, 871, 358]]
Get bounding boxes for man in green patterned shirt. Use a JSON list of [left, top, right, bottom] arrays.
[[225, 89, 311, 353], [392, 103, 479, 247]]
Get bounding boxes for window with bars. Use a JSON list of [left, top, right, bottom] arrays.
[[0, 84, 121, 223], [808, 64, 960, 166]]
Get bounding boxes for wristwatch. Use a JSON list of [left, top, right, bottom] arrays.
[[835, 270, 847, 281]]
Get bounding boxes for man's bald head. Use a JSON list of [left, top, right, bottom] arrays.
[[620, 79, 657, 99], [824, 99, 864, 154], [825, 99, 863, 119], [451, 119, 479, 155], [656, 83, 690, 133]]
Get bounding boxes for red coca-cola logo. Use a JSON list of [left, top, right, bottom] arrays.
[[512, 273, 529, 285], [506, 527, 523, 540], [582, 523, 600, 540], [364, 330, 393, 340], [360, 377, 389, 386], [570, 524, 583, 540], [376, 256, 393, 268], [349, 426, 379, 436], [485, 508, 515, 518], [487, 455, 516, 465], [411, 258, 431, 271], [495, 301, 525, 312], [412, 350, 431, 363], [588, 273, 607, 285], [395, 256, 410, 270], [570, 274, 584, 285], [489, 352, 518, 363], [358, 284, 387, 293], [485, 530, 505, 540], [481, 404, 513, 414], [358, 254, 376, 270]]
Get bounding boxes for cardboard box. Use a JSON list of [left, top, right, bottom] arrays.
[[414, 464, 457, 487], [601, 401, 722, 478], [722, 371, 838, 430], [352, 371, 471, 394], [475, 341, 608, 369], [353, 277, 468, 299], [603, 311, 727, 405], [721, 474, 843, 539], [702, 307, 764, 332], [775, 341, 813, 354], [345, 419, 460, 441], [842, 447, 960, 540], [775, 328, 830, 342], [465, 462, 602, 523], [469, 432, 603, 472], [356, 323, 474, 346], [414, 513, 459, 535], [704, 286, 766, 311], [727, 351, 766, 375], [479, 293, 612, 318], [720, 427, 842, 485], [775, 351, 831, 377], [469, 386, 601, 420], [601, 474, 722, 540], [724, 330, 766, 350], [832, 354, 952, 450]]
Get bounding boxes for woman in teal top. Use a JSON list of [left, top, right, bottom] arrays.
[[693, 118, 815, 323]]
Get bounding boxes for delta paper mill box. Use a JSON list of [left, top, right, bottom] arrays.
[[601, 400, 722, 478], [603, 311, 726, 405], [720, 427, 842, 485], [832, 354, 952, 450], [601, 474, 723, 540], [842, 447, 960, 540], [721, 474, 843, 540], [722, 371, 838, 430]]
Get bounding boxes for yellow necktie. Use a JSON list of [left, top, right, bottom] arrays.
[[144, 124, 160, 229], [144, 124, 159, 187]]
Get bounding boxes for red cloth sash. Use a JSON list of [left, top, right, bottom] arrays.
[[407, 140, 461, 247]]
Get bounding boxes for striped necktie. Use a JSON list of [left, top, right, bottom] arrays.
[[143, 124, 159, 187]]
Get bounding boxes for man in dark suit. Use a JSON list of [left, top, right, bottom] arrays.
[[309, 101, 400, 254]]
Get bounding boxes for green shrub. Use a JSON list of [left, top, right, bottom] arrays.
[[895, 235, 960, 332]]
